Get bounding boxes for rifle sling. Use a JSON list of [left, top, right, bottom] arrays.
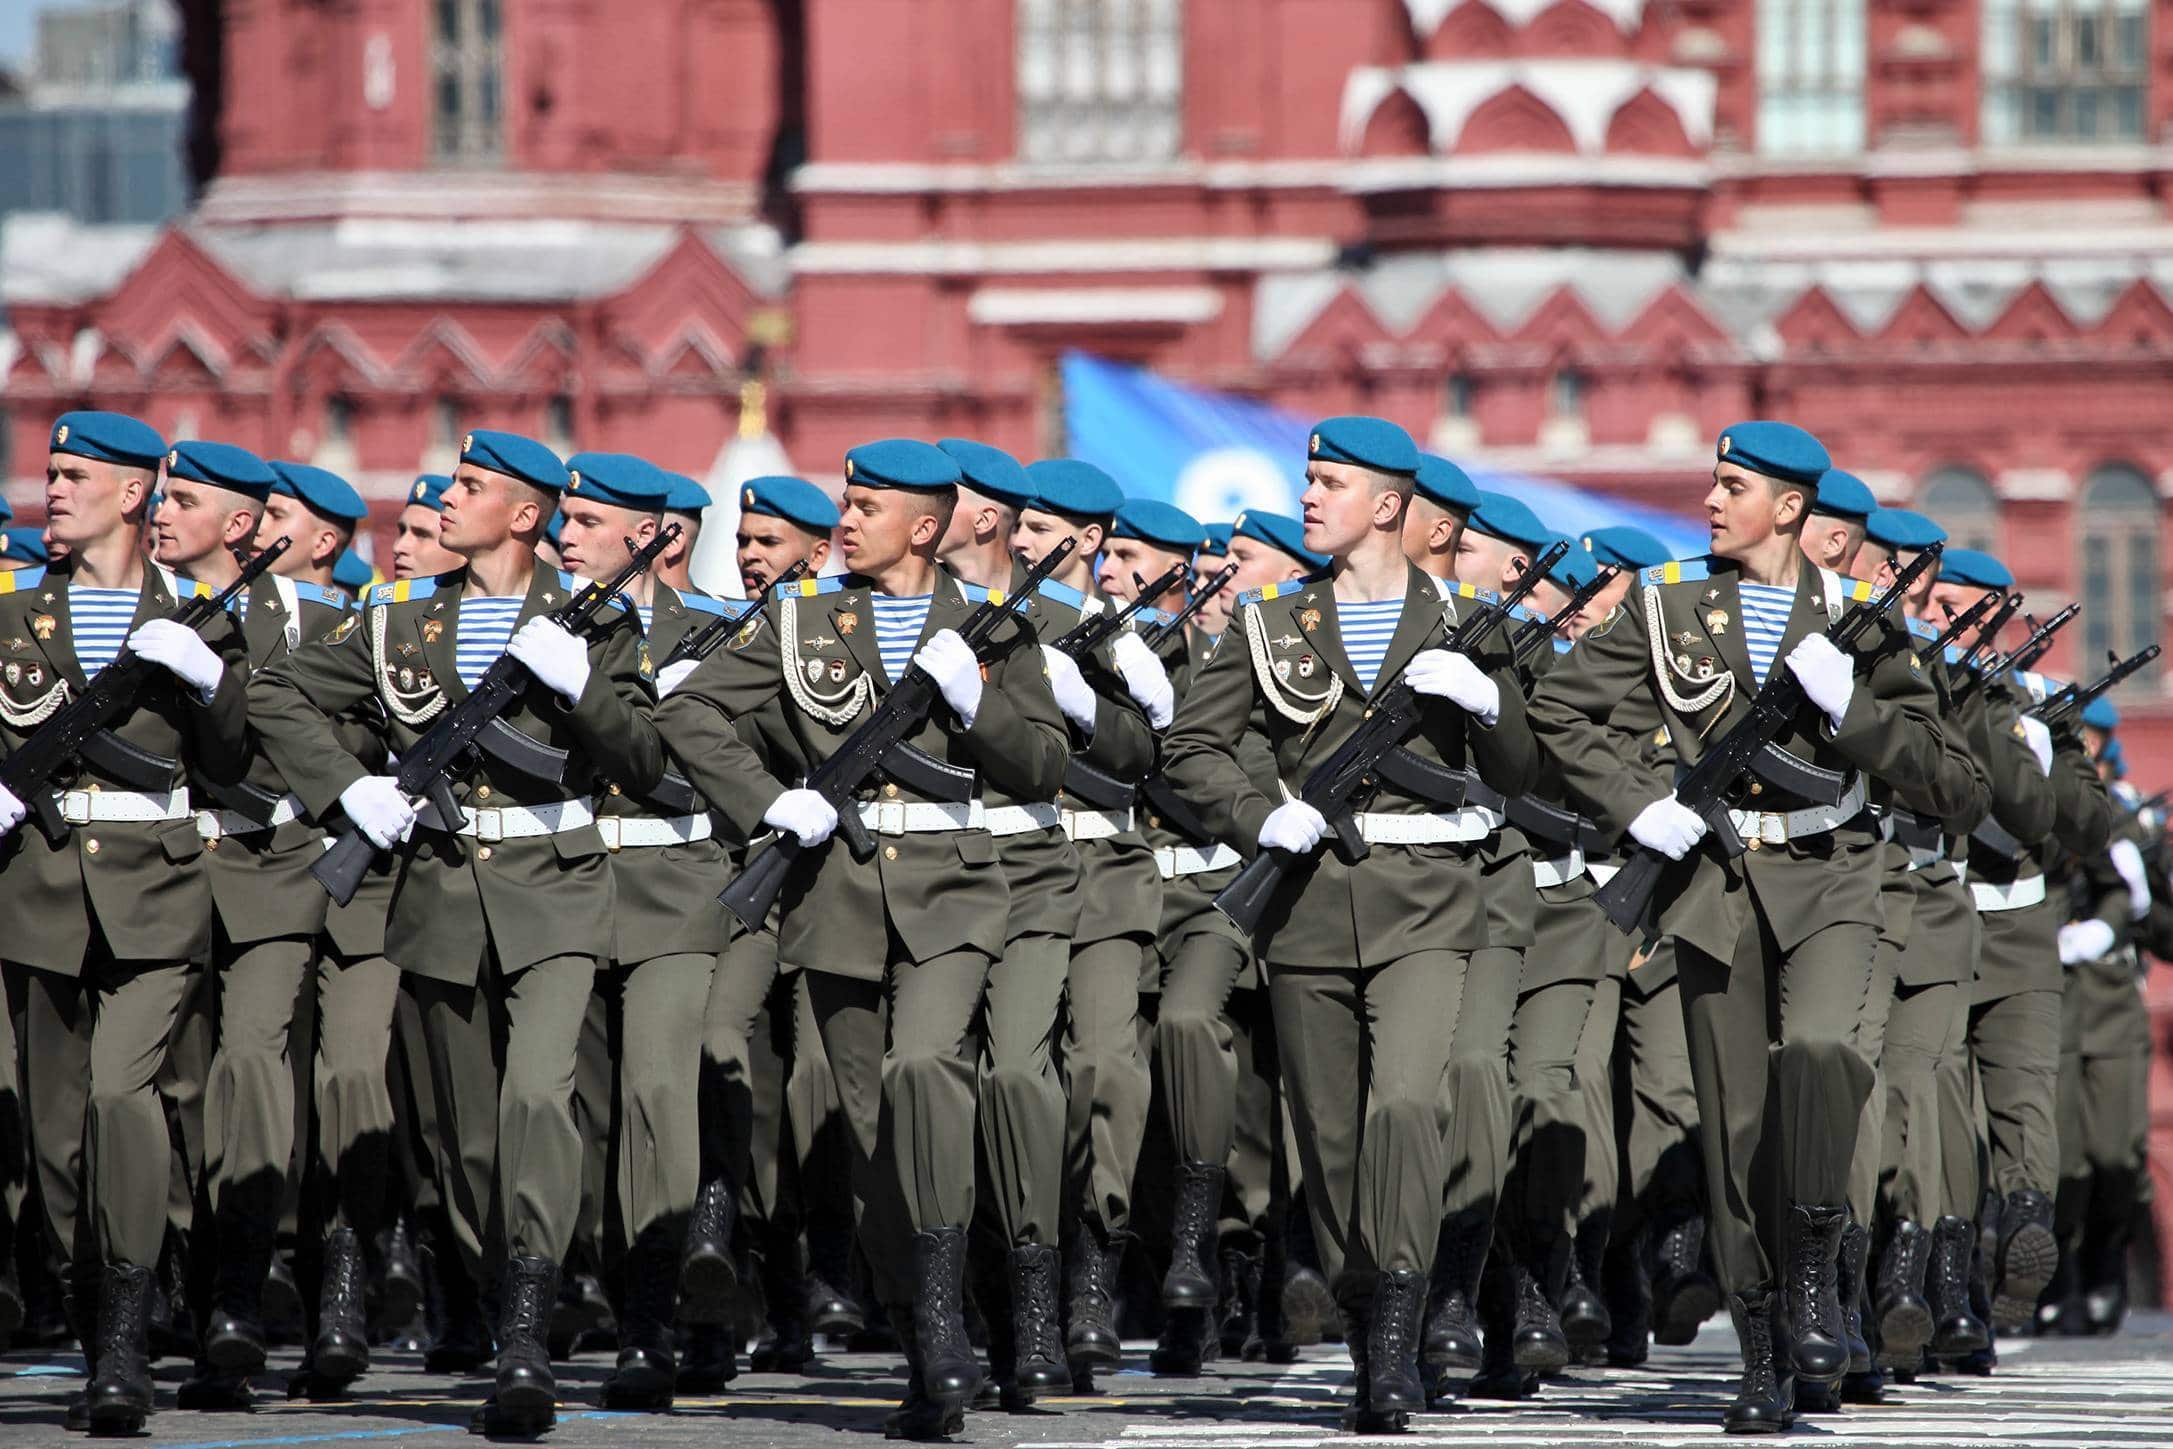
[[75, 729, 180, 791], [1062, 757, 1138, 811]]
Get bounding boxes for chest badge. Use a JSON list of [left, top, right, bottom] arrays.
[[1273, 633, 1299, 649], [1298, 655, 1316, 678], [805, 656, 826, 685], [1275, 659, 1293, 681], [1705, 609, 1729, 635], [398, 641, 418, 658], [3, 663, 16, 685], [806, 633, 837, 651], [24, 665, 41, 687], [1674, 630, 1699, 649], [838, 611, 859, 636], [32, 614, 56, 640], [1298, 608, 1321, 634], [829, 659, 848, 683], [423, 619, 445, 644]]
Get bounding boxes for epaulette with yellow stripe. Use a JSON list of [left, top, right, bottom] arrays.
[[0, 567, 45, 595], [1642, 558, 1712, 587], [774, 574, 850, 600], [1236, 571, 1329, 609], [367, 573, 445, 607]]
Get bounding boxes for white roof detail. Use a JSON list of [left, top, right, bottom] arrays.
[[0, 214, 161, 305], [1342, 60, 1713, 155], [1402, 0, 1647, 37], [967, 287, 1224, 326]]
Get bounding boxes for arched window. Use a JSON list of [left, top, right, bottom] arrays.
[[432, 0, 504, 162], [1983, 0, 2147, 145], [2078, 463, 2159, 687], [1017, 0, 1183, 164], [1920, 466, 1999, 556], [1757, 0, 1866, 153]]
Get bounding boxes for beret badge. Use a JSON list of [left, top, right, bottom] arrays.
[[845, 458, 856, 480], [743, 487, 755, 508], [567, 471, 581, 491], [1719, 435, 1732, 455], [412, 481, 426, 501], [1309, 433, 1321, 456], [54, 424, 68, 446], [461, 432, 474, 455]]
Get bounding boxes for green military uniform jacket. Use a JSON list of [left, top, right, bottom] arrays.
[[652, 566, 1069, 980], [0, 560, 251, 973], [1159, 563, 1538, 969], [1528, 556, 1945, 964], [248, 559, 662, 984]]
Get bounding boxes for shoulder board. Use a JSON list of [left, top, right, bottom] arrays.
[[2012, 670, 2055, 704], [1905, 617, 1938, 643], [774, 574, 849, 600], [1433, 578, 1499, 604], [0, 567, 48, 595], [1238, 572, 1329, 609], [1833, 577, 1880, 606], [1642, 558, 1711, 587], [1507, 603, 1545, 625], [1134, 606, 1176, 630], [368, 576, 439, 606], [1552, 635, 1575, 654], [1943, 644, 1964, 666], [677, 592, 734, 618], [959, 581, 994, 604], [291, 579, 352, 612], [1034, 577, 1087, 611]]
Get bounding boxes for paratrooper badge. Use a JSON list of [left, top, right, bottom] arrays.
[[398, 666, 415, 691], [1705, 609, 1729, 635], [838, 611, 859, 635], [1298, 608, 1321, 634], [398, 641, 418, 658], [423, 619, 445, 644], [3, 663, 16, 685], [32, 614, 56, 640], [323, 614, 359, 645], [732, 617, 760, 649]]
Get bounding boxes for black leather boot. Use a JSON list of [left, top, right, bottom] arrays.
[[1280, 1263, 1335, 1347], [1991, 1188, 2057, 1334], [1423, 1215, 1485, 1379], [1148, 1304, 1213, 1377], [1217, 1244, 1258, 1359], [1467, 1256, 1536, 1401], [423, 1239, 491, 1373], [911, 1228, 982, 1414], [478, 1255, 559, 1434], [1010, 1245, 1066, 1397], [1784, 1204, 1847, 1385], [312, 1226, 370, 1386], [1249, 1220, 1297, 1365], [1366, 1269, 1426, 1421], [262, 1253, 304, 1346], [750, 1232, 814, 1373], [884, 1319, 963, 1441], [601, 1236, 679, 1410], [805, 1222, 867, 1338], [375, 1216, 425, 1342], [1649, 1212, 1720, 1346], [1838, 1220, 1871, 1374], [1560, 1226, 1611, 1360], [677, 1321, 739, 1392], [59, 1261, 103, 1431], [681, 1175, 738, 1324], [1927, 1215, 1989, 1356], [1063, 1220, 1124, 1387], [85, 1262, 157, 1435], [1510, 1248, 1569, 1374], [1162, 1160, 1223, 1308], [1874, 1219, 1933, 1364], [1722, 1288, 1794, 1434], [1602, 1227, 1653, 1368], [202, 1216, 273, 1375]]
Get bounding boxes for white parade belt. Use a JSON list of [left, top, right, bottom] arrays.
[[1062, 806, 1133, 842], [980, 802, 1056, 837], [1156, 842, 1241, 879], [1352, 807, 1494, 846], [1531, 847, 1586, 889], [858, 799, 986, 835], [418, 798, 596, 841], [1728, 776, 1868, 846], [1971, 873, 2046, 913], [197, 792, 304, 840], [595, 813, 714, 851], [58, 787, 192, 824]]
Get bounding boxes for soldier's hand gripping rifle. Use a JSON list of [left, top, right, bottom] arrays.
[[2031, 644, 2163, 729], [718, 537, 1077, 933], [661, 561, 807, 669], [1212, 538, 1570, 934], [1591, 542, 1943, 936], [1508, 565, 1621, 670], [2, 536, 290, 845], [310, 524, 681, 907], [1141, 563, 1238, 653]]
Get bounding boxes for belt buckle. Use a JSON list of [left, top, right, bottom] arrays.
[[1759, 813, 1787, 846], [61, 790, 92, 826], [472, 806, 504, 842], [196, 810, 222, 842], [596, 817, 622, 853], [874, 800, 906, 835]]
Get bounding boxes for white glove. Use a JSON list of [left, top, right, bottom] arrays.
[[1258, 799, 1328, 855], [655, 659, 700, 698], [914, 629, 983, 729], [1041, 646, 1099, 736], [1405, 649, 1500, 727], [338, 776, 417, 850], [507, 617, 592, 704], [762, 787, 838, 848], [2018, 715, 2054, 777], [1629, 793, 1709, 861], [0, 782, 24, 840], [1112, 633, 1175, 729], [1785, 634, 1855, 731], [2058, 918, 2117, 965], [128, 618, 224, 698], [2109, 838, 2153, 921]]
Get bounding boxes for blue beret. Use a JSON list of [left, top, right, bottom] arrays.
[[564, 452, 671, 511], [461, 429, 571, 492], [1232, 509, 1327, 570], [332, 548, 374, 592], [1865, 507, 1946, 551], [1809, 468, 1876, 521], [1467, 490, 1553, 550], [843, 439, 960, 492], [1111, 498, 1204, 552], [3, 527, 48, 565], [739, 475, 840, 534], [543, 511, 565, 549], [1717, 421, 1829, 487], [50, 410, 166, 469], [1939, 547, 2013, 590], [937, 439, 1037, 511], [1308, 416, 1419, 476], [1024, 459, 1123, 521], [663, 473, 711, 516], [1413, 454, 1480, 513], [406, 474, 453, 511], [1580, 525, 1671, 569], [167, 440, 277, 502], [1543, 537, 1601, 592], [269, 461, 367, 523], [2082, 696, 2120, 732], [1199, 523, 1234, 556]]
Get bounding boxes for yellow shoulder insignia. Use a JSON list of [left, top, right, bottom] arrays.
[[321, 613, 360, 646]]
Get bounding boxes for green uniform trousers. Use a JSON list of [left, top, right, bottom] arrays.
[[1504, 895, 1618, 1250], [1876, 876, 1977, 1228], [273, 947, 402, 1239], [10, 956, 197, 1267], [1846, 927, 1903, 1227], [701, 928, 789, 1228], [1442, 945, 1517, 1238], [1955, 897, 2063, 1204], [2056, 954, 2151, 1268], [1064, 936, 1152, 1236], [390, 987, 448, 1225], [981, 932, 1069, 1248], [1153, 926, 1249, 1174], [592, 953, 712, 1254], [1677, 911, 1876, 1295], [1571, 960, 1624, 1237], [1614, 942, 1701, 1231], [203, 934, 319, 1243], [160, 962, 215, 1238], [1270, 949, 1467, 1295]]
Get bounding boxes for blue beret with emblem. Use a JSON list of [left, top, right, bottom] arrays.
[[1716, 421, 1829, 488], [740, 475, 840, 534], [937, 439, 1037, 511], [50, 410, 167, 469], [1232, 509, 1327, 570], [167, 440, 277, 502], [1543, 536, 1601, 591], [1111, 498, 1204, 552], [843, 439, 960, 493], [1024, 459, 1123, 521], [1308, 416, 1419, 476], [2082, 696, 2120, 732], [1809, 467, 1876, 521], [663, 473, 711, 517], [1938, 547, 2013, 590], [1467, 490, 1553, 550], [1199, 522, 1234, 556], [1864, 507, 1946, 551], [461, 429, 571, 492], [332, 548, 374, 592], [3, 527, 48, 565], [269, 461, 368, 523], [1580, 525, 1670, 569], [407, 474, 452, 512], [563, 451, 671, 511], [1413, 454, 1480, 513]]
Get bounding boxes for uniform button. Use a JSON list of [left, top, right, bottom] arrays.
[[204, 837, 219, 851], [608, 783, 622, 796], [1746, 837, 1762, 852], [475, 785, 492, 800], [85, 838, 100, 855], [1749, 781, 1763, 797], [1363, 708, 1374, 719], [478, 846, 494, 861], [883, 783, 899, 799], [1148, 815, 1161, 829], [86, 782, 101, 794], [883, 845, 898, 861]]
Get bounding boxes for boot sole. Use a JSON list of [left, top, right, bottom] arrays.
[[1512, 1335, 1570, 1373], [313, 1340, 369, 1383], [206, 1334, 269, 1375], [375, 1272, 423, 1337], [1280, 1278, 1337, 1347], [494, 1380, 558, 1429], [680, 1251, 738, 1323], [1992, 1223, 2058, 1332], [1653, 1279, 1721, 1345], [1878, 1299, 1934, 1359]]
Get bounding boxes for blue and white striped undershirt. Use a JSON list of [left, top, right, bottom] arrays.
[[70, 587, 137, 676], [871, 595, 932, 682], [1739, 582, 1794, 686], [1338, 597, 1404, 692], [455, 597, 525, 690]]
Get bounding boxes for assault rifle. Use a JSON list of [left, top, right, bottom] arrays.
[[1591, 542, 1943, 936], [1509, 566, 1620, 669], [1976, 603, 2079, 684], [661, 561, 807, 668], [1952, 592, 2023, 676], [1141, 564, 1237, 652], [2, 537, 289, 845], [1052, 564, 1188, 659], [1918, 587, 2006, 663], [310, 525, 679, 906], [717, 537, 1076, 933], [1212, 539, 1569, 934], [2031, 645, 2162, 729]]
